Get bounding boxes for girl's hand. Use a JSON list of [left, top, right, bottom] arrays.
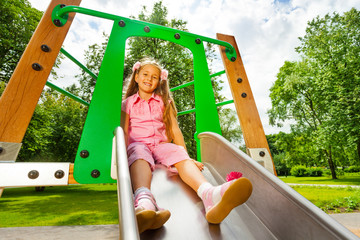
[[192, 159, 204, 171]]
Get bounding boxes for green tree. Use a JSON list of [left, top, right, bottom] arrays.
[[268, 8, 360, 179], [77, 1, 242, 158], [19, 90, 86, 162], [0, 0, 42, 83]]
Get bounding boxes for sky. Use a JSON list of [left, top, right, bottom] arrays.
[[28, 0, 360, 135]]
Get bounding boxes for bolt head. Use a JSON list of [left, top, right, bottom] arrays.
[[259, 151, 266, 157], [237, 78, 243, 83], [91, 170, 100, 178], [118, 20, 126, 27], [144, 26, 150, 33], [231, 57, 236, 62], [32, 63, 42, 71], [80, 150, 89, 158], [60, 4, 66, 8], [41, 44, 50, 52], [54, 170, 65, 179], [28, 170, 39, 179], [174, 33, 180, 39], [195, 38, 201, 44], [53, 19, 62, 27], [0, 147, 3, 154], [241, 92, 247, 98]]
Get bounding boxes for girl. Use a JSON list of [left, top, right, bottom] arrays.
[[121, 58, 252, 234]]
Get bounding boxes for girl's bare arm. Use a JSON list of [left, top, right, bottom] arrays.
[[170, 108, 204, 171]]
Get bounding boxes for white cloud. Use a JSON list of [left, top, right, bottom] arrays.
[[28, 0, 360, 135]]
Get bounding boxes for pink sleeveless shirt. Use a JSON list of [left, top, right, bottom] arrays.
[[122, 93, 168, 146]]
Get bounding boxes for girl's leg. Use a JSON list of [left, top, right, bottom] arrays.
[[174, 159, 207, 191], [130, 159, 171, 233], [130, 159, 152, 191], [175, 159, 252, 224]]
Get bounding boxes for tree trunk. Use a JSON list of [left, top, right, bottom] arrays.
[[326, 147, 337, 179]]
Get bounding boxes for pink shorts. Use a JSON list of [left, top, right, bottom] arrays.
[[127, 142, 190, 170]]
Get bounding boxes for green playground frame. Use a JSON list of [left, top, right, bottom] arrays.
[[51, 5, 237, 184]]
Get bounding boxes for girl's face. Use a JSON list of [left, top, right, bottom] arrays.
[[135, 64, 160, 98]]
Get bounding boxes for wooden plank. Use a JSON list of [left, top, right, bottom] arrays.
[[68, 163, 79, 184], [216, 33, 276, 174], [0, 0, 82, 143]]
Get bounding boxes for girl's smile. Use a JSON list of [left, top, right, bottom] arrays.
[[135, 65, 160, 100]]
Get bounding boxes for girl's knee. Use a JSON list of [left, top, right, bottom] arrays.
[[174, 159, 203, 171]]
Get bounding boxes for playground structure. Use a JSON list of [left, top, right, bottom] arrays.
[[0, 0, 359, 239]]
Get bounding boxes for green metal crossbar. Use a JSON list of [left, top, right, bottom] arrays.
[[51, 5, 237, 183], [44, 47, 97, 107], [170, 81, 194, 92], [60, 48, 98, 80], [178, 100, 234, 116], [45, 81, 90, 107], [170, 70, 226, 92], [210, 70, 226, 78]]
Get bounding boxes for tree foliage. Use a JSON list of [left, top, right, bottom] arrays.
[[0, 0, 42, 83], [268, 8, 360, 178], [18, 90, 86, 162]]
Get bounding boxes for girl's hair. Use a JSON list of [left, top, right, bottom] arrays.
[[125, 57, 178, 142]]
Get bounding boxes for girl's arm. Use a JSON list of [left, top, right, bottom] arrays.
[[170, 108, 187, 150], [170, 108, 204, 171], [121, 111, 130, 147]]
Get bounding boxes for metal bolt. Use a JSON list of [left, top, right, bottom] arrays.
[[259, 151, 266, 157], [53, 19, 62, 27], [54, 170, 65, 179], [241, 93, 247, 98], [0, 147, 3, 154], [32, 63, 42, 71], [60, 4, 66, 8], [174, 33, 180, 39], [91, 169, 100, 178], [28, 170, 39, 179], [80, 150, 89, 158], [237, 78, 242, 83], [118, 20, 126, 27], [231, 57, 236, 62], [41, 44, 50, 52], [144, 26, 150, 33], [195, 38, 201, 44]]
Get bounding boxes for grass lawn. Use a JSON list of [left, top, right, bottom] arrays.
[[0, 184, 118, 227], [279, 174, 360, 213], [279, 175, 360, 186], [1, 174, 360, 227], [291, 185, 360, 213]]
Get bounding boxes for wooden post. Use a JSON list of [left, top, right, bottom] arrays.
[[0, 0, 82, 143], [217, 33, 276, 175]]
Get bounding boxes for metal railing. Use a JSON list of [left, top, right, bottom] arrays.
[[114, 127, 139, 240]]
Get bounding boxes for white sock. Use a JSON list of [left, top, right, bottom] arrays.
[[134, 187, 151, 197], [134, 187, 156, 211], [197, 182, 223, 205], [197, 182, 213, 199]]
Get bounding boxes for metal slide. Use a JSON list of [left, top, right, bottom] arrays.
[[131, 132, 359, 240]]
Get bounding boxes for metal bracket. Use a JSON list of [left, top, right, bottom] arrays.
[[0, 142, 22, 162], [247, 148, 274, 174], [0, 162, 70, 187]]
